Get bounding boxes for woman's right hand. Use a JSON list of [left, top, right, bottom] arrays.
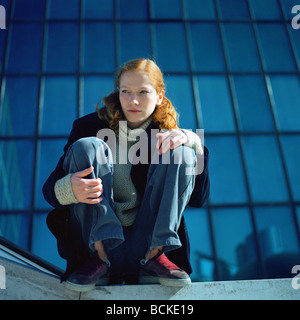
[[70, 166, 103, 204]]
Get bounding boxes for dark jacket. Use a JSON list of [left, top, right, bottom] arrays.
[[43, 112, 210, 280]]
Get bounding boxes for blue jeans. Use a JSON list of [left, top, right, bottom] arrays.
[[63, 137, 196, 278]]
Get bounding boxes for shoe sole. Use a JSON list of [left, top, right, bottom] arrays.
[[64, 278, 109, 292], [139, 276, 191, 287]]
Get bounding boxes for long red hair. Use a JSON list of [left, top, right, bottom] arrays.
[[97, 58, 179, 132]]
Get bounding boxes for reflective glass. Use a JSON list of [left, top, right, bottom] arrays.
[[185, 208, 214, 282], [82, 76, 114, 116], [41, 77, 77, 135], [117, 0, 149, 20], [32, 213, 66, 269], [45, 23, 79, 73], [0, 213, 30, 249], [82, 22, 115, 73], [6, 23, 43, 74], [184, 0, 216, 20], [189, 23, 225, 72], [153, 23, 189, 72], [119, 23, 152, 64], [82, 0, 113, 19], [13, 0, 46, 19], [289, 25, 300, 67], [212, 207, 256, 280], [151, 0, 182, 19], [232, 75, 274, 132], [205, 136, 248, 204], [0, 77, 39, 136], [165, 75, 197, 130], [217, 0, 250, 20], [197, 76, 236, 133], [280, 135, 300, 201], [48, 0, 79, 19], [242, 136, 289, 203], [254, 206, 300, 278], [35, 139, 66, 209], [223, 23, 261, 72], [0, 140, 34, 209], [248, 0, 282, 20], [256, 23, 297, 71], [270, 75, 300, 131]]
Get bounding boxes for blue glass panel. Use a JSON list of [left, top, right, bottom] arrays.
[[223, 23, 261, 72], [217, 0, 250, 20], [6, 23, 43, 73], [205, 136, 248, 204], [32, 213, 66, 269], [248, 0, 282, 20], [270, 75, 300, 131], [82, 0, 114, 19], [117, 0, 149, 20], [280, 135, 300, 201], [197, 76, 235, 133], [41, 77, 77, 135], [256, 23, 297, 71], [289, 24, 300, 67], [82, 76, 114, 116], [185, 208, 214, 282], [254, 206, 300, 257], [151, 0, 182, 19], [212, 207, 255, 280], [45, 23, 79, 73], [242, 136, 289, 203], [13, 0, 46, 19], [165, 75, 196, 130], [189, 23, 225, 72], [48, 0, 79, 19], [120, 23, 152, 64], [0, 213, 30, 249], [0, 140, 34, 209], [153, 23, 189, 72], [0, 77, 38, 136], [82, 22, 115, 73], [232, 75, 274, 132], [35, 139, 66, 209], [184, 0, 216, 19]]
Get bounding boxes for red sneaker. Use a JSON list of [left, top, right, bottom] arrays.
[[139, 253, 191, 287]]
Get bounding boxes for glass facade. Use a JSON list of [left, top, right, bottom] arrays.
[[0, 0, 299, 282]]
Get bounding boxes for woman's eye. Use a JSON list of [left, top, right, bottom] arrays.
[[140, 90, 148, 94], [122, 90, 129, 93]]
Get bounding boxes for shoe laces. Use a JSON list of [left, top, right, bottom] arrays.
[[76, 253, 110, 275]]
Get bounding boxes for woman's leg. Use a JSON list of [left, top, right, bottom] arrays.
[[62, 137, 125, 290], [64, 137, 124, 253], [127, 145, 197, 283]]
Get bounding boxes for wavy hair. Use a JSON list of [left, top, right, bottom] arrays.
[[96, 58, 179, 132]]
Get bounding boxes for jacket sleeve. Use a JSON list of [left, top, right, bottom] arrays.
[[42, 118, 83, 209], [187, 146, 210, 208]]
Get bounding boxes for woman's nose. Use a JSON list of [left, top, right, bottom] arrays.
[[129, 94, 139, 105]]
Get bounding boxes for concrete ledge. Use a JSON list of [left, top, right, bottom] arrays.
[[0, 257, 299, 300]]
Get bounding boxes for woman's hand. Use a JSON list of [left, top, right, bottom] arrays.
[[70, 166, 103, 204], [156, 129, 188, 155]]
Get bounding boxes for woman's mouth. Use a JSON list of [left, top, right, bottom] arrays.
[[128, 109, 142, 113]]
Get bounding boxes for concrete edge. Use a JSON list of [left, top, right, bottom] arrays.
[[0, 257, 299, 300]]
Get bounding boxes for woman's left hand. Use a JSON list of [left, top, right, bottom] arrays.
[[156, 129, 188, 155]]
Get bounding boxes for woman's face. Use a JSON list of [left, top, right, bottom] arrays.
[[119, 70, 164, 129]]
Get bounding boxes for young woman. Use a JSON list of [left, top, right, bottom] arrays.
[[43, 58, 210, 292]]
